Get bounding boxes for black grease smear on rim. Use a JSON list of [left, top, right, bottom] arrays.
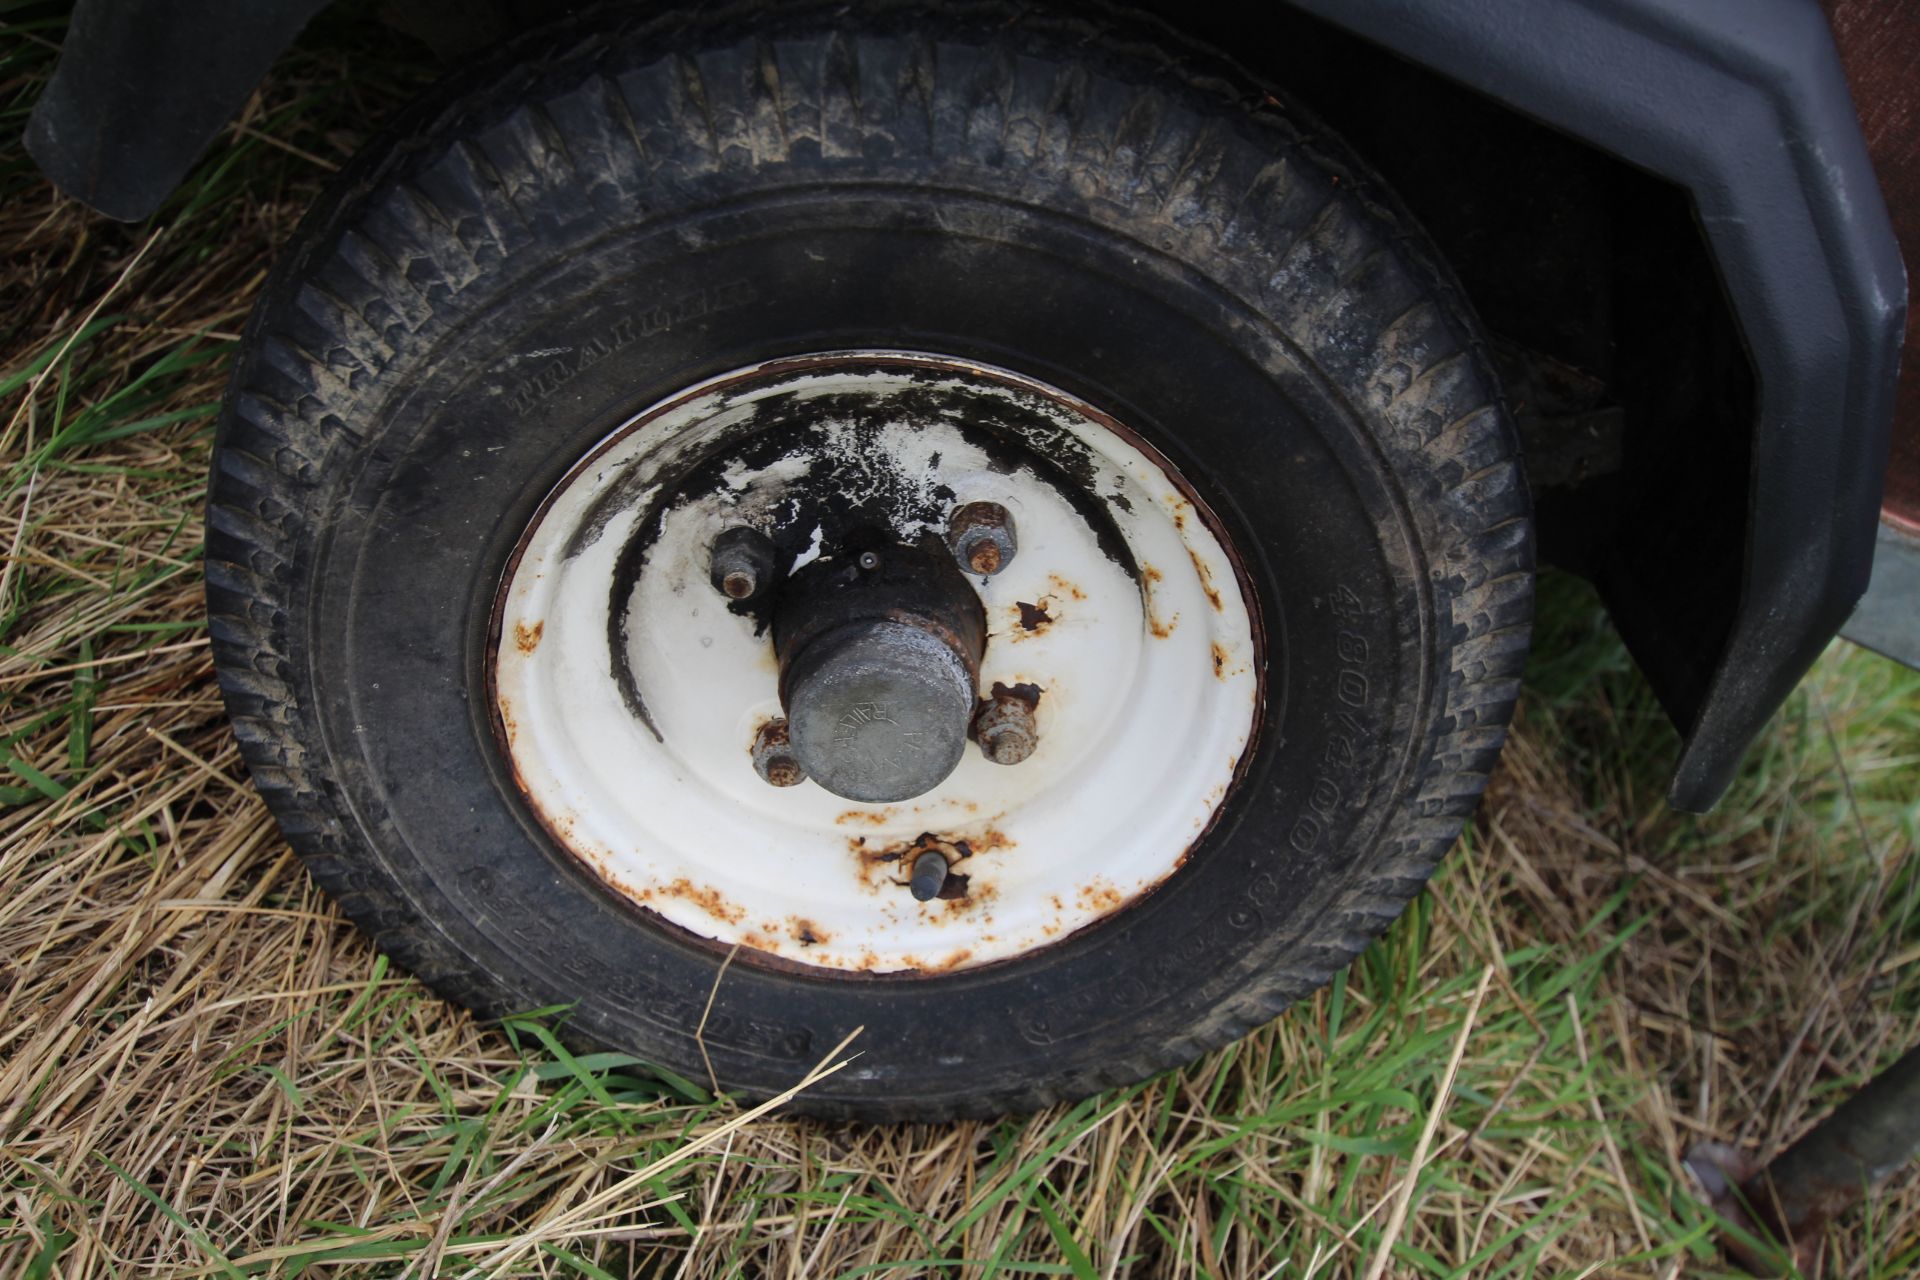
[[590, 360, 1143, 743]]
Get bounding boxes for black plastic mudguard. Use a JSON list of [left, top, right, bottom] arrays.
[[1279, 0, 1906, 809], [24, 0, 330, 222]]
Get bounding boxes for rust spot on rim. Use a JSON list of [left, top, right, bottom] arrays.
[[1014, 599, 1053, 634], [834, 807, 894, 827], [942, 880, 995, 913], [853, 827, 1012, 894], [1047, 573, 1087, 601], [1142, 565, 1178, 639], [985, 680, 1042, 709], [1187, 546, 1224, 613], [1212, 642, 1229, 678], [656, 878, 746, 925], [513, 619, 544, 654]]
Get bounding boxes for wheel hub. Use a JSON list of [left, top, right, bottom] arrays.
[[772, 532, 987, 803]]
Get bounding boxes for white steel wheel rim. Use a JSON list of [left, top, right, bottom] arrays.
[[491, 352, 1261, 974]]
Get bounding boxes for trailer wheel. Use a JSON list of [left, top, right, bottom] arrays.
[[207, 3, 1532, 1118]]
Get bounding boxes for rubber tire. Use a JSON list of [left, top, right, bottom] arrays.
[[207, 0, 1532, 1120]]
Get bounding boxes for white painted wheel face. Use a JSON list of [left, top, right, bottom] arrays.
[[492, 353, 1261, 974]]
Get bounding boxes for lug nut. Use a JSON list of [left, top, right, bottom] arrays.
[[946, 502, 1017, 577], [751, 718, 806, 787], [972, 684, 1040, 765], [910, 849, 949, 901], [710, 527, 777, 602]]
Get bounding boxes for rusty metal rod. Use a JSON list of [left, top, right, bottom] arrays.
[[1742, 1043, 1920, 1247]]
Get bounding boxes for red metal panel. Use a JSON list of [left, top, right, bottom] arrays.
[[1825, 0, 1920, 532]]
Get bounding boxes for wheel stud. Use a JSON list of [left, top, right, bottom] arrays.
[[910, 849, 949, 901], [946, 502, 1017, 576], [710, 527, 776, 602], [751, 718, 806, 787], [972, 685, 1040, 765]]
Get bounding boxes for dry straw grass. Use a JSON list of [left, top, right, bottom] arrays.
[[2, 8, 1917, 1277]]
